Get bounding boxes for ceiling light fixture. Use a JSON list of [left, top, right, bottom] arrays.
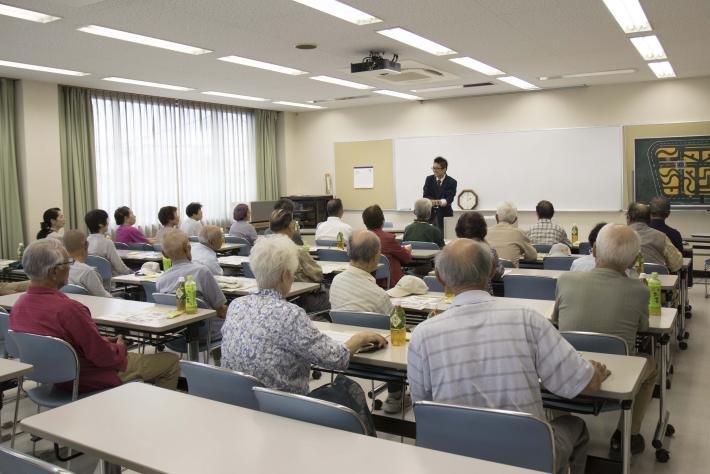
[[539, 68, 636, 80], [202, 91, 268, 101], [78, 25, 212, 55], [449, 57, 504, 76], [377, 27, 456, 56], [0, 3, 60, 23], [497, 76, 539, 90], [648, 61, 676, 79], [310, 75, 373, 90], [601, 0, 652, 34], [218, 55, 307, 75], [273, 101, 325, 109], [291, 0, 381, 25], [373, 90, 422, 100], [630, 35, 667, 61], [0, 59, 88, 76], [103, 77, 193, 91]]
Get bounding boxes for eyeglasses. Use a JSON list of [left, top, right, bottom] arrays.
[[53, 258, 75, 268], [431, 166, 443, 171]]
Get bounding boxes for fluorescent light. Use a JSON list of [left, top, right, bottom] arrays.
[[0, 59, 88, 76], [497, 76, 539, 90], [0, 3, 60, 23], [377, 27, 456, 56], [539, 68, 636, 80], [310, 75, 373, 90], [411, 85, 463, 93], [602, 0, 652, 33], [103, 77, 193, 91], [648, 61, 676, 78], [218, 55, 307, 75], [449, 57, 504, 76], [291, 0, 381, 25], [273, 101, 325, 109], [202, 91, 268, 102], [630, 35, 667, 61], [78, 25, 212, 55], [374, 90, 422, 100]]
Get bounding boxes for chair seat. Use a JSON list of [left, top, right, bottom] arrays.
[[25, 384, 104, 409]]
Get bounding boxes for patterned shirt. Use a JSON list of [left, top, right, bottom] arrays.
[[221, 289, 350, 394], [527, 219, 572, 246], [408, 290, 593, 419]]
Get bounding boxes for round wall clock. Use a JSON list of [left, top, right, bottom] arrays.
[[457, 189, 478, 210]]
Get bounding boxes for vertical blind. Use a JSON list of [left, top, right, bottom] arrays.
[[90, 91, 256, 234]]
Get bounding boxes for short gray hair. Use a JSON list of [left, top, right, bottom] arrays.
[[413, 198, 432, 220], [348, 230, 380, 263], [198, 225, 223, 246], [23, 238, 65, 280], [435, 239, 492, 289], [496, 201, 518, 224], [595, 223, 640, 270], [249, 234, 299, 289]]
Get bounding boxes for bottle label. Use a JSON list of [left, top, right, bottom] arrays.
[[390, 308, 405, 329]]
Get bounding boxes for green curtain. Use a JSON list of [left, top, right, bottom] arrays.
[[58, 86, 97, 232], [0, 78, 24, 259], [255, 109, 279, 200]]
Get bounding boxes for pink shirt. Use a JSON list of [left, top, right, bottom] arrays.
[[115, 225, 150, 244]]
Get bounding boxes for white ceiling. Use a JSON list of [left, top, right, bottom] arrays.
[[1, 0, 709, 111]]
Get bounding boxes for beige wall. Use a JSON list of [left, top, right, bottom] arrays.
[[15, 80, 63, 242]]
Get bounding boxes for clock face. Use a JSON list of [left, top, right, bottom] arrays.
[[457, 189, 478, 210]]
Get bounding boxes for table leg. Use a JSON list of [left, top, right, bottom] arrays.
[[622, 407, 631, 474], [653, 337, 671, 457], [185, 323, 200, 362], [101, 459, 122, 474]]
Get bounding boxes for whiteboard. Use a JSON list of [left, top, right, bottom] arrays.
[[393, 127, 623, 211]]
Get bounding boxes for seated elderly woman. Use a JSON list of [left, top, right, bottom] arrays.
[[229, 203, 258, 245], [402, 198, 445, 248], [455, 212, 505, 285]]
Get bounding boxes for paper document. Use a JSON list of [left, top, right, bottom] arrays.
[[98, 307, 185, 327], [353, 166, 374, 189], [390, 294, 447, 311]]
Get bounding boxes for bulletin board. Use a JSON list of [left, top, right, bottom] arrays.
[[334, 140, 395, 209]]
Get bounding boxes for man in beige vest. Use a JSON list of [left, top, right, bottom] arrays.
[[487, 201, 537, 267], [626, 203, 682, 272]]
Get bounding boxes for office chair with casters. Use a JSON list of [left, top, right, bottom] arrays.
[[179, 361, 263, 409]]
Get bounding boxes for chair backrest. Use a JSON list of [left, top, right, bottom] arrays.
[[423, 275, 444, 292], [180, 361, 264, 409], [225, 236, 252, 256], [0, 446, 73, 473], [114, 242, 129, 250], [188, 236, 199, 242], [542, 256, 576, 271], [152, 293, 209, 310], [127, 243, 154, 251], [253, 387, 367, 435], [85, 255, 112, 290], [315, 239, 337, 247], [141, 280, 157, 303], [578, 242, 592, 255], [643, 263, 669, 275], [60, 284, 89, 295], [374, 255, 391, 288], [414, 401, 555, 473], [0, 310, 18, 358], [503, 275, 556, 300], [383, 221, 394, 228], [401, 241, 440, 250], [316, 248, 349, 262], [561, 331, 628, 355], [241, 261, 255, 278], [10, 331, 80, 397], [330, 311, 389, 330], [499, 258, 514, 269], [533, 244, 552, 253]]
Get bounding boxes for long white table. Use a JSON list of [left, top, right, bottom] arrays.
[[0, 358, 32, 383], [308, 246, 440, 261], [218, 255, 351, 275], [20, 383, 544, 474], [504, 268, 679, 290]]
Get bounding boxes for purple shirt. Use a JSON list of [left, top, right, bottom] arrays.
[[115, 225, 150, 244]]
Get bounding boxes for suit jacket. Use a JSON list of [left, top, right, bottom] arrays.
[[423, 175, 457, 217]]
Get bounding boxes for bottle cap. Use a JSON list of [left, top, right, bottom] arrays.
[[652, 272, 658, 277], [187, 275, 194, 280], [178, 276, 185, 281]]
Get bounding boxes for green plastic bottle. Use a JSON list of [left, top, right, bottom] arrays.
[[648, 272, 662, 316], [185, 275, 197, 314], [175, 277, 186, 311]]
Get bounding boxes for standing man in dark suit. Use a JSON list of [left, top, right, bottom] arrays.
[[423, 156, 457, 231]]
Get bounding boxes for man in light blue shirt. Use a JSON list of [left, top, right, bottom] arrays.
[[191, 225, 224, 276]]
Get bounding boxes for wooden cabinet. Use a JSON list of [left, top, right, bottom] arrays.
[[282, 195, 332, 229]]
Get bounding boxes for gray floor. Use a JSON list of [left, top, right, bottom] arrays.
[[2, 282, 708, 473]]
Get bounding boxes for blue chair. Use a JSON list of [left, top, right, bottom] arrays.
[[317, 248, 349, 262], [330, 311, 389, 330], [578, 242, 591, 255], [375, 255, 391, 289], [499, 258, 514, 269], [0, 310, 18, 358], [0, 445, 73, 473], [179, 361, 264, 409], [414, 401, 554, 472], [253, 387, 367, 435], [242, 261, 255, 278], [225, 236, 251, 256], [383, 222, 394, 229], [188, 236, 199, 242], [543, 257, 576, 271], [503, 275, 556, 300], [315, 239, 338, 247], [85, 255, 112, 291], [423, 276, 444, 292], [533, 244, 552, 253], [114, 242, 129, 250], [60, 284, 89, 295], [643, 263, 669, 275], [402, 241, 440, 250], [127, 242, 154, 251], [141, 280, 157, 303]]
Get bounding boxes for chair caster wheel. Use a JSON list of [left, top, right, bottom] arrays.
[[374, 399, 383, 410], [312, 370, 322, 380], [666, 424, 676, 437], [679, 341, 688, 350], [683, 332, 690, 339], [655, 448, 670, 463]]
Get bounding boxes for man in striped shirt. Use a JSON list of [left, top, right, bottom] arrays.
[[408, 239, 608, 474]]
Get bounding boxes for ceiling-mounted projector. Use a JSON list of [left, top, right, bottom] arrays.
[[351, 51, 400, 75]]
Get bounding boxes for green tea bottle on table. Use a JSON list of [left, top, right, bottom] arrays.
[[176, 277, 186, 311], [390, 305, 406, 346], [648, 272, 662, 316], [185, 276, 197, 314]]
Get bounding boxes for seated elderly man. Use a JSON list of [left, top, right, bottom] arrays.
[[528, 200, 572, 246], [486, 201, 537, 267], [315, 198, 353, 244], [627, 202, 682, 272], [64, 229, 111, 297], [191, 225, 224, 276], [649, 196, 683, 252], [553, 224, 656, 455], [85, 209, 132, 277], [402, 199, 445, 248], [408, 239, 608, 474], [9, 239, 179, 392]]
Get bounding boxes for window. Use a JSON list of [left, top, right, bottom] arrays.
[[91, 91, 256, 234]]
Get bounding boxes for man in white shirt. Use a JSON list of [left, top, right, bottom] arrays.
[[180, 202, 203, 237], [63, 229, 111, 297], [84, 209, 132, 276], [570, 222, 606, 272], [191, 225, 224, 276], [315, 199, 352, 244]]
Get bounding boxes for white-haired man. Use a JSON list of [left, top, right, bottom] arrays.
[[9, 239, 179, 392], [486, 201, 537, 266], [553, 224, 656, 456], [408, 239, 608, 474], [191, 225, 224, 276], [402, 198, 445, 248]]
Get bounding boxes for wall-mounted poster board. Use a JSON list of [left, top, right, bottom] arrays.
[[334, 140, 394, 209]]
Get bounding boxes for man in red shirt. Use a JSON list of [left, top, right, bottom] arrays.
[[10, 238, 179, 393], [362, 205, 412, 287]]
